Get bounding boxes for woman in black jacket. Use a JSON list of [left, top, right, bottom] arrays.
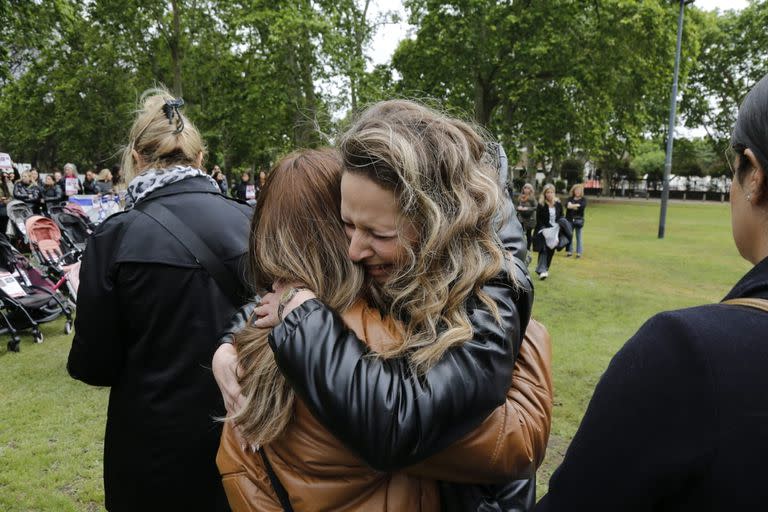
[[533, 183, 564, 280], [41, 174, 64, 207], [216, 100, 540, 510], [67, 88, 252, 512], [535, 72, 768, 511]]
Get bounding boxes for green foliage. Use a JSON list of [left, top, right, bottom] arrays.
[[681, 2, 768, 145]]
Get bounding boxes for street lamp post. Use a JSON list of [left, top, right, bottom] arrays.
[[658, 0, 694, 239]]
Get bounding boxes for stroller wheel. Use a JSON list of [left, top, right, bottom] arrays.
[[64, 321, 72, 335], [33, 331, 44, 344], [8, 337, 20, 352]]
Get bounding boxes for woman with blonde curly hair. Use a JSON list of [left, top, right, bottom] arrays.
[[215, 100, 550, 510]]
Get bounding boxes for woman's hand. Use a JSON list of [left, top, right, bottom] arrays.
[[253, 281, 317, 328], [212, 343, 245, 417]]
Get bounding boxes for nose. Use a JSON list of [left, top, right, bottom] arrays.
[[347, 230, 373, 262]]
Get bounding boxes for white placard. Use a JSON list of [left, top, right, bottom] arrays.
[[0, 272, 26, 298]]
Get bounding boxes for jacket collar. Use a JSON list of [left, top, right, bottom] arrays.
[[723, 255, 768, 301], [135, 175, 222, 204]]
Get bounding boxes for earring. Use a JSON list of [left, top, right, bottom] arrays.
[[746, 193, 752, 202]]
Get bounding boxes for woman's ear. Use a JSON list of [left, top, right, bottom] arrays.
[[131, 149, 144, 169], [744, 148, 765, 202]]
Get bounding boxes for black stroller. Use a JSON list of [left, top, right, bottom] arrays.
[[0, 233, 73, 352], [47, 204, 94, 253]]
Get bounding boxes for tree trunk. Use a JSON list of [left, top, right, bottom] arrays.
[[170, 0, 183, 97]]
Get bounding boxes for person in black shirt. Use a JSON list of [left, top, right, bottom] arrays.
[[565, 184, 587, 258]]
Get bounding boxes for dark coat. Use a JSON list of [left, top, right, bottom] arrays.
[[536, 256, 768, 511], [41, 184, 64, 204], [67, 176, 252, 512], [533, 200, 565, 252], [82, 178, 98, 195], [234, 180, 257, 202], [13, 181, 41, 205]]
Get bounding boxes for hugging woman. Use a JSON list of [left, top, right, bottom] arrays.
[[215, 100, 554, 511]]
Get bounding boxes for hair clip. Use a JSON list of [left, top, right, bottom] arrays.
[[162, 98, 185, 134]]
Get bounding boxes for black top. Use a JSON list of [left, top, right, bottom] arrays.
[[565, 196, 586, 223], [535, 200, 564, 232], [82, 178, 98, 195], [67, 177, 251, 512], [41, 184, 64, 204], [266, 210, 532, 471], [536, 255, 768, 511]]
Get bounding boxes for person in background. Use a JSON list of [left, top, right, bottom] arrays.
[[62, 163, 84, 197], [0, 170, 14, 233], [565, 183, 587, 258], [41, 174, 64, 207], [95, 169, 113, 195], [516, 182, 538, 259], [212, 168, 228, 196], [83, 170, 98, 195], [111, 165, 122, 187], [30, 168, 43, 187], [234, 172, 256, 205], [533, 183, 563, 280], [67, 87, 252, 512], [53, 170, 63, 187], [13, 171, 42, 212]]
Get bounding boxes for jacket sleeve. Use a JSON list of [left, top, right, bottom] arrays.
[[269, 258, 533, 472], [404, 318, 553, 484], [67, 219, 126, 386]]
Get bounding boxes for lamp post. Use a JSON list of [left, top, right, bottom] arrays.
[[658, 0, 694, 239]]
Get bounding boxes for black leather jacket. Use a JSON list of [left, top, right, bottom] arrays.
[[221, 205, 534, 509]]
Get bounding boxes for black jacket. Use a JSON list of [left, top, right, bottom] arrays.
[[267, 209, 532, 475], [41, 184, 64, 204], [83, 178, 98, 195], [13, 181, 40, 205], [536, 256, 768, 511], [67, 177, 252, 512], [535, 200, 564, 232], [234, 180, 257, 202]]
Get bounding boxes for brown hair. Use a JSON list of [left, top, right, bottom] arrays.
[[230, 148, 365, 445], [338, 99, 508, 373]]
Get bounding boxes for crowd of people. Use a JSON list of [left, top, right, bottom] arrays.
[[514, 182, 587, 280], [62, 71, 768, 512]]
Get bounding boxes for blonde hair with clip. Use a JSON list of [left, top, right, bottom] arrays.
[[120, 87, 206, 183]]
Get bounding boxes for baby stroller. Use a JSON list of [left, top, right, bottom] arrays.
[[47, 204, 94, 253], [25, 216, 81, 305], [0, 233, 74, 352], [6, 199, 34, 243]]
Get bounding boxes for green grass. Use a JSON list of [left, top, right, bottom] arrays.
[[533, 199, 749, 497], [0, 199, 749, 510]]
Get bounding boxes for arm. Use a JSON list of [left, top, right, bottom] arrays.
[[67, 220, 125, 386], [535, 313, 715, 511], [269, 259, 533, 472], [405, 318, 553, 484]]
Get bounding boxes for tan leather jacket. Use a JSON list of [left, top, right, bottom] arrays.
[[217, 300, 552, 511]]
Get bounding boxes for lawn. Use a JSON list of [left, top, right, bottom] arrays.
[[0, 199, 750, 510]]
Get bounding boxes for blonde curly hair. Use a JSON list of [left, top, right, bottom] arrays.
[[339, 99, 510, 373]]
